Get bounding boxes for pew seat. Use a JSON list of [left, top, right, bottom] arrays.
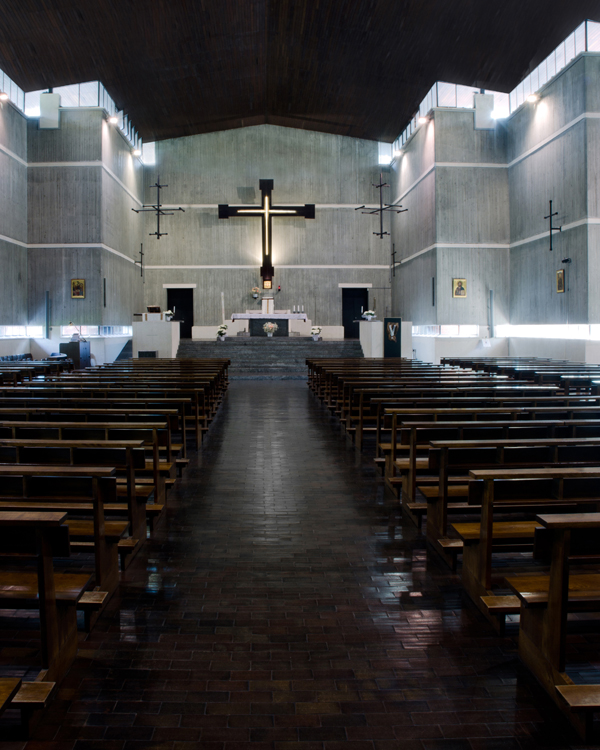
[[0, 678, 21, 717]]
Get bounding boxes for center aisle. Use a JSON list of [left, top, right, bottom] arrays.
[[38, 381, 577, 748]]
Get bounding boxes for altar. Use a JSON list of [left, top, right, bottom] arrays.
[[231, 313, 308, 337], [230, 296, 307, 337]]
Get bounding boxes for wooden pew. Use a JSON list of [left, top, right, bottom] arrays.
[[0, 396, 194, 448], [0, 406, 182, 455], [0, 420, 176, 505], [0, 438, 148, 549], [506, 512, 600, 741], [452, 467, 600, 629], [426, 436, 600, 568], [0, 466, 129, 597], [386, 404, 600, 500], [0, 678, 22, 719], [0, 510, 92, 682]]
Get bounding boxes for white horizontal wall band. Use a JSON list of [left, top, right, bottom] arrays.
[[0, 142, 27, 167], [28, 161, 102, 168], [511, 217, 600, 247], [436, 162, 507, 169], [400, 217, 600, 264], [161, 203, 381, 210], [145, 264, 389, 270], [400, 245, 437, 264], [393, 112, 600, 207], [508, 112, 600, 168], [338, 283, 373, 288], [27, 242, 136, 264], [0, 232, 27, 248], [27, 161, 143, 207], [392, 164, 435, 205], [162, 283, 197, 288]]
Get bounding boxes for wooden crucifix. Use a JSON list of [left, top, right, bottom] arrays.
[[219, 179, 315, 288]]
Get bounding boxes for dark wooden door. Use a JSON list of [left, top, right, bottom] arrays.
[[167, 288, 193, 339], [342, 288, 369, 339]]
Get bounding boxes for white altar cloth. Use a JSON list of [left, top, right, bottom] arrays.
[[231, 313, 307, 321]]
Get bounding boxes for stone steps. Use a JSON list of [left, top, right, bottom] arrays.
[[177, 337, 363, 378]]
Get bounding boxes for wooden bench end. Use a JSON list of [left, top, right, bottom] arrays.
[[556, 684, 600, 709], [11, 681, 56, 709], [481, 595, 520, 615]]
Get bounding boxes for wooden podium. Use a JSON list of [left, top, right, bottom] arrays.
[[59, 341, 91, 369]]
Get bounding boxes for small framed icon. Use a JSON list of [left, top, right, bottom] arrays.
[[452, 278, 467, 298], [71, 279, 85, 298], [556, 269, 565, 293]]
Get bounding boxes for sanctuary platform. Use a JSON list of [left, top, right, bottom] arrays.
[[178, 336, 363, 378]]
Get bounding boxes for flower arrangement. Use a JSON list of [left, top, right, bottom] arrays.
[[217, 324, 228, 338], [164, 309, 174, 320], [251, 286, 261, 298], [311, 326, 322, 335], [263, 321, 278, 335], [362, 310, 376, 320]]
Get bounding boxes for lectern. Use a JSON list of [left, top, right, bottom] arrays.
[[59, 341, 91, 369]]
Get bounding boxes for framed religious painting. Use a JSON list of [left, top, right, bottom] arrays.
[[71, 279, 85, 298], [452, 278, 467, 298], [556, 269, 565, 293]]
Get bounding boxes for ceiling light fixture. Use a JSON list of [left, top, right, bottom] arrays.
[[0, 92, 9, 102]]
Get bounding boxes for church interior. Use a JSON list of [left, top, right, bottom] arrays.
[[2, 1, 600, 747]]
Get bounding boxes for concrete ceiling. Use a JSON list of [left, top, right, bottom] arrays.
[[1, 1, 599, 143]]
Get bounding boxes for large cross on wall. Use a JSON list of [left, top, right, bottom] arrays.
[[218, 179, 315, 288]]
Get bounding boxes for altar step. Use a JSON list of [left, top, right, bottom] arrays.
[[177, 338, 363, 378]]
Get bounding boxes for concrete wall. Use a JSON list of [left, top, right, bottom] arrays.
[[392, 52, 600, 360], [390, 108, 510, 328], [507, 55, 590, 325], [26, 108, 144, 331], [142, 124, 391, 329], [0, 100, 28, 325]]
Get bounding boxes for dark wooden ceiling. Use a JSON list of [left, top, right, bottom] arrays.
[[0, 1, 599, 143]]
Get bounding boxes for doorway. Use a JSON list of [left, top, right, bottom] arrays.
[[167, 288, 194, 339], [342, 288, 369, 339]]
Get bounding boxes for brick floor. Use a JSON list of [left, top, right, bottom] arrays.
[[5, 381, 597, 749]]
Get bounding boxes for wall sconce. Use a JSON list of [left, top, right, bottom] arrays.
[[0, 92, 8, 102], [108, 115, 119, 124]]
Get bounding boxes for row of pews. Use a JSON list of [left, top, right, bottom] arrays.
[[0, 356, 229, 738], [307, 355, 600, 741]]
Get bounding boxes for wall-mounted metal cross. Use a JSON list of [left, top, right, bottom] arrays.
[[134, 244, 144, 282], [544, 199, 562, 251], [219, 179, 315, 288], [356, 172, 407, 238], [132, 175, 185, 239]]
